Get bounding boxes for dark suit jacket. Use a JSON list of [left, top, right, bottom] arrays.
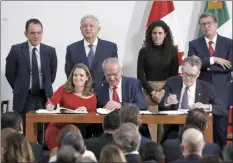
[[160, 76, 226, 116], [5, 41, 57, 112], [172, 154, 202, 163], [159, 76, 226, 143], [30, 142, 44, 163], [163, 138, 221, 163], [84, 133, 114, 161], [94, 76, 146, 110], [140, 136, 152, 150], [125, 154, 140, 163], [188, 35, 232, 106], [65, 38, 118, 84]]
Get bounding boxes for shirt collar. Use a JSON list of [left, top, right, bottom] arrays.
[[84, 37, 98, 48], [124, 150, 139, 155], [28, 41, 40, 52], [182, 81, 196, 92], [109, 77, 122, 89], [204, 33, 217, 44]]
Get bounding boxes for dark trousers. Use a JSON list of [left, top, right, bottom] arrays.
[[18, 89, 47, 144], [213, 114, 228, 150]]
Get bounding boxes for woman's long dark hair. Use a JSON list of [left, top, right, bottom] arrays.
[[143, 20, 176, 61]]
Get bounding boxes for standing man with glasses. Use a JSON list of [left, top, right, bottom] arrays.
[[5, 18, 58, 144], [188, 12, 232, 149], [157, 56, 226, 144], [65, 15, 118, 86], [94, 57, 146, 110]]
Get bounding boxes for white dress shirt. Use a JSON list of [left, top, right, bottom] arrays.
[[205, 34, 217, 65], [178, 82, 196, 109], [179, 82, 212, 110], [28, 41, 43, 89], [83, 38, 98, 57], [108, 78, 122, 102]]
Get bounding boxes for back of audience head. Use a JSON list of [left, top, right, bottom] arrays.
[[181, 128, 205, 157], [1, 128, 16, 148], [199, 155, 222, 163], [3, 132, 34, 163], [140, 142, 164, 163], [99, 144, 126, 163], [103, 110, 120, 132], [82, 156, 97, 162], [113, 122, 141, 153], [185, 108, 208, 131], [57, 145, 82, 163], [119, 103, 141, 127], [60, 132, 86, 154], [1, 111, 23, 134], [223, 143, 233, 162], [57, 124, 82, 147], [178, 124, 200, 142]]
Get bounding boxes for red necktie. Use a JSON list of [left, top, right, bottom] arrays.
[[208, 41, 214, 56], [112, 87, 120, 103]]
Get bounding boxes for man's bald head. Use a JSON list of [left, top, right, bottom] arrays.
[[181, 128, 205, 156]]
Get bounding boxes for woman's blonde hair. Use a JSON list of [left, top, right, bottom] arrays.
[[64, 63, 93, 96], [3, 132, 34, 163], [99, 144, 126, 162]]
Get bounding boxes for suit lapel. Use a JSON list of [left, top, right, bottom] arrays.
[[214, 34, 222, 58], [195, 80, 202, 102], [22, 42, 30, 69], [121, 77, 128, 102], [79, 40, 88, 65], [200, 37, 209, 57], [92, 38, 102, 70], [102, 82, 110, 104], [39, 44, 45, 74]]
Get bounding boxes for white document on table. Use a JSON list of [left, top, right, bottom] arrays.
[[36, 109, 60, 114], [157, 109, 188, 115], [97, 108, 112, 115]]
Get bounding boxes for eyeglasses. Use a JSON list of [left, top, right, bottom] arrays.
[[105, 69, 122, 78], [182, 72, 199, 79], [200, 21, 215, 27]]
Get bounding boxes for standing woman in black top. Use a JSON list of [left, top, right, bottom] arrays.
[[137, 20, 179, 142]]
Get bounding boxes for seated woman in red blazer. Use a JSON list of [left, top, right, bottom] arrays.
[[45, 63, 97, 151]]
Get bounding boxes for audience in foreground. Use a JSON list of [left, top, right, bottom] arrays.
[[99, 144, 126, 162], [199, 155, 222, 163], [172, 128, 205, 162], [140, 141, 164, 163], [223, 142, 233, 162], [85, 110, 120, 160], [113, 122, 141, 163], [119, 103, 152, 150], [1, 112, 44, 162], [49, 124, 97, 162], [3, 132, 35, 163], [56, 145, 82, 163], [163, 108, 221, 162]]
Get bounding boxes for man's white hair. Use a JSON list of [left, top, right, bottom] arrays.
[[102, 57, 123, 70], [80, 14, 100, 25]]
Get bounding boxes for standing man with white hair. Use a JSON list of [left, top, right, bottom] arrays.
[[94, 57, 146, 110], [65, 14, 118, 85]]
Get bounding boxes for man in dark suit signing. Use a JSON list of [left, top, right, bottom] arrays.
[[84, 110, 120, 161], [5, 18, 57, 143], [65, 14, 118, 85], [158, 56, 226, 143], [94, 57, 146, 110], [188, 13, 232, 149]]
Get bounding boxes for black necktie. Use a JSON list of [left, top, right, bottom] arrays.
[[31, 47, 40, 95]]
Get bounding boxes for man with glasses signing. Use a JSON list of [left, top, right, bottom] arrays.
[[94, 57, 146, 110], [158, 56, 226, 144], [188, 12, 232, 149]]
